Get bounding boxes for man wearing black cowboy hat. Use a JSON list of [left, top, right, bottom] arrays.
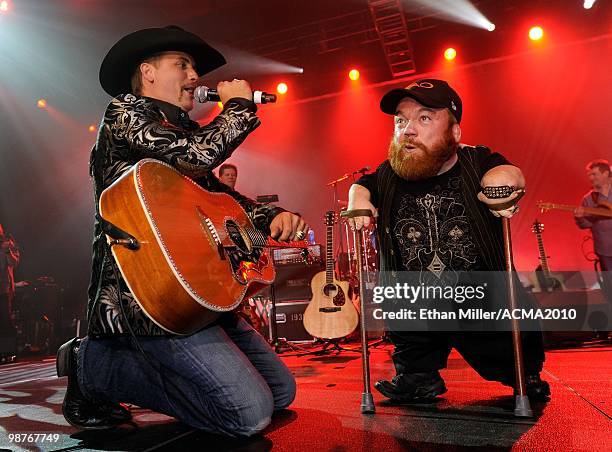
[[347, 79, 549, 403], [56, 25, 306, 435]]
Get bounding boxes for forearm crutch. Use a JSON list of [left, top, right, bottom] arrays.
[[483, 187, 532, 417], [502, 217, 533, 417], [341, 209, 376, 414]]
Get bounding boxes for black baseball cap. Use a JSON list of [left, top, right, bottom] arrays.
[[380, 79, 462, 123]]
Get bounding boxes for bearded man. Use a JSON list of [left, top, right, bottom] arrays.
[[347, 79, 549, 403]]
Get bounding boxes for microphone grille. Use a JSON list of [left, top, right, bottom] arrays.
[[194, 86, 208, 103]]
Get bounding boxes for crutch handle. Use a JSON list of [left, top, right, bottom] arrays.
[[341, 209, 374, 219]]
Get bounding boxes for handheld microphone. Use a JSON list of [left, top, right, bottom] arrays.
[[194, 85, 277, 104]]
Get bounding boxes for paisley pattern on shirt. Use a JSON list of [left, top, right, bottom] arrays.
[[87, 94, 283, 336]]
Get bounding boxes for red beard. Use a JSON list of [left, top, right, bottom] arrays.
[[388, 127, 457, 181]]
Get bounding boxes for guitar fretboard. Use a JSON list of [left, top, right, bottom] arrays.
[[534, 232, 551, 275], [326, 224, 334, 284]]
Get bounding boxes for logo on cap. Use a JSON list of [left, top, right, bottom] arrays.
[[407, 81, 434, 90], [451, 101, 457, 110]]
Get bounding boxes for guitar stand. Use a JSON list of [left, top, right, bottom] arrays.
[[312, 338, 361, 355], [341, 208, 376, 414], [368, 333, 391, 348]]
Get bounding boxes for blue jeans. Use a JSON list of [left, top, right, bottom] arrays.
[[77, 316, 296, 437]]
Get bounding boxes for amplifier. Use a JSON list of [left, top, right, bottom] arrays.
[[273, 245, 323, 266], [269, 301, 313, 343], [264, 261, 324, 302], [533, 289, 610, 346]]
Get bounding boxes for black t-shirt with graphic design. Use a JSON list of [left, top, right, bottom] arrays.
[[390, 161, 485, 275]]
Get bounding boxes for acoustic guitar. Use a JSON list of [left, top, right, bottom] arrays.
[[303, 211, 359, 340], [99, 158, 307, 335], [530, 220, 565, 292]]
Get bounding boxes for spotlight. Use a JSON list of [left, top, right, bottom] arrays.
[[88, 125, 96, 133], [529, 26, 544, 41], [583, 0, 596, 9], [348, 69, 360, 81], [277, 82, 288, 95], [298, 68, 304, 74], [486, 23, 496, 32], [37, 99, 47, 109], [444, 48, 457, 61], [0, 1, 9, 13]]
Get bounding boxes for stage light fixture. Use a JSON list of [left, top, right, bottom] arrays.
[[37, 99, 47, 109], [88, 125, 96, 133], [583, 0, 596, 9], [348, 69, 360, 81], [529, 26, 544, 41], [444, 48, 457, 61], [277, 83, 288, 95], [486, 23, 496, 32], [0, 1, 9, 13]]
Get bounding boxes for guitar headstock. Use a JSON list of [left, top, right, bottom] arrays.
[[532, 219, 544, 234], [537, 201, 553, 213], [324, 210, 337, 227]]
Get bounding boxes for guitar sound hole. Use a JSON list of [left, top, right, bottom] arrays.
[[225, 220, 252, 254], [323, 284, 346, 307], [323, 283, 337, 297]]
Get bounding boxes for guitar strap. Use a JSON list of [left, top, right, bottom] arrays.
[[95, 214, 140, 250]]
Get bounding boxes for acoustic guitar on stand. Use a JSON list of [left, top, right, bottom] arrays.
[[529, 219, 565, 292], [99, 158, 308, 335], [303, 211, 359, 340]]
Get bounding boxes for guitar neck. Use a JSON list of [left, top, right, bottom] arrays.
[[246, 228, 308, 249], [540, 203, 612, 218], [534, 232, 551, 275], [325, 224, 334, 284]]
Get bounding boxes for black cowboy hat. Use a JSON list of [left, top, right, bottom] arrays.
[[99, 25, 226, 97]]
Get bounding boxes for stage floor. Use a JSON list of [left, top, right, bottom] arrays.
[[0, 341, 610, 451]]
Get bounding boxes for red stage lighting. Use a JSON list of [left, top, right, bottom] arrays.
[[277, 83, 288, 95], [444, 48, 457, 61], [529, 26, 544, 41], [0, 1, 9, 13], [348, 69, 360, 81], [37, 99, 47, 109]]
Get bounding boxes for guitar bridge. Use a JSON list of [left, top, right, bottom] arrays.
[[319, 307, 341, 313]]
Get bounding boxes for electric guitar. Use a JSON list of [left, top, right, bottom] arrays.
[[303, 211, 359, 340], [99, 158, 308, 335], [537, 201, 612, 218], [530, 220, 565, 292]]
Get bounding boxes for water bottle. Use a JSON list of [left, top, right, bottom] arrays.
[[307, 228, 315, 245]]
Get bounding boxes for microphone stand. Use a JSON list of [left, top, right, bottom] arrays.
[[326, 169, 370, 280]]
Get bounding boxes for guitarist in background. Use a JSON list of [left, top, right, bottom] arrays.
[[574, 159, 612, 272], [0, 223, 19, 358], [348, 79, 549, 403], [57, 26, 306, 434], [574, 159, 612, 307]]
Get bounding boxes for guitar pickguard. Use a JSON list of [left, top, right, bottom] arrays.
[[323, 283, 346, 307]]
